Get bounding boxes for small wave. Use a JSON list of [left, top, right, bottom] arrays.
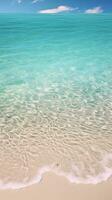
[[0, 154, 112, 190]]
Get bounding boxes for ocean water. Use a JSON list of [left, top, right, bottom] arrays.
[[0, 14, 112, 189]]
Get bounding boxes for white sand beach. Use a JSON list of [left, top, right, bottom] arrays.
[[0, 173, 112, 200]]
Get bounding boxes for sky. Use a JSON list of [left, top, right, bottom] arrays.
[[0, 0, 112, 14]]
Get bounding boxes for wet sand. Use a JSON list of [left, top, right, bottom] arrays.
[[0, 173, 112, 200]]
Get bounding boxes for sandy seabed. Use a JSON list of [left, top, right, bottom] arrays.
[[0, 173, 112, 200]]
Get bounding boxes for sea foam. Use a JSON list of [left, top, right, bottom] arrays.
[[0, 153, 112, 190]]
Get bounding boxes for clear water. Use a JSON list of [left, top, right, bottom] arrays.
[[0, 14, 112, 189]]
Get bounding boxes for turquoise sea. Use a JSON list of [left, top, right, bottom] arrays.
[[0, 14, 112, 189]]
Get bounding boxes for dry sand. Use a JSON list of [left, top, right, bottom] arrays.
[[0, 173, 112, 200]]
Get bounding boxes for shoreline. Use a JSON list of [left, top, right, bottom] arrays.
[[0, 163, 112, 190], [0, 173, 112, 200]]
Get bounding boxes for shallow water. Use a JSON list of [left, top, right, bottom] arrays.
[[0, 14, 112, 189]]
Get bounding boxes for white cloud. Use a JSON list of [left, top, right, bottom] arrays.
[[85, 6, 103, 14], [38, 5, 74, 14], [16, 0, 41, 4], [32, 0, 41, 3]]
